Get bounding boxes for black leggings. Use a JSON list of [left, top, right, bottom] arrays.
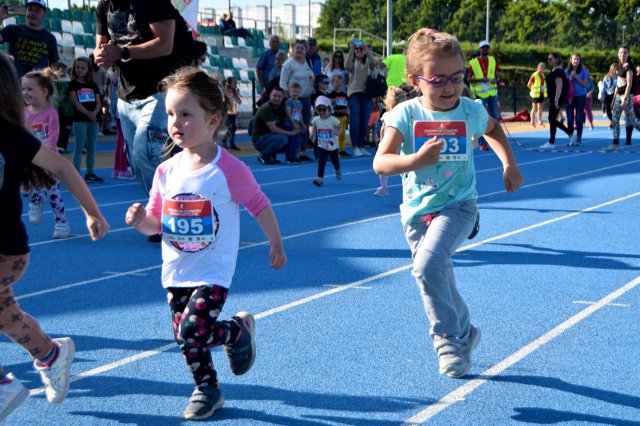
[[548, 102, 570, 144], [167, 285, 240, 386], [317, 148, 340, 178]]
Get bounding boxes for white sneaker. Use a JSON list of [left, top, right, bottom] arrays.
[[568, 133, 577, 146], [539, 142, 554, 149], [34, 337, 75, 404], [28, 201, 43, 224], [53, 222, 70, 239], [353, 148, 365, 157], [0, 374, 29, 421], [603, 144, 619, 151], [360, 148, 373, 156]]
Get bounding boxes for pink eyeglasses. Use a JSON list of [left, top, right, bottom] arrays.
[[416, 68, 466, 88]]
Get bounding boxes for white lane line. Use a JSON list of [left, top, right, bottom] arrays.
[[403, 275, 640, 425], [573, 300, 630, 307], [25, 190, 640, 396]]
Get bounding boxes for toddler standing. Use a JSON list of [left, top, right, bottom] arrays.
[[68, 56, 103, 182], [284, 82, 304, 163], [125, 68, 286, 420], [22, 68, 71, 238], [373, 29, 523, 378], [311, 96, 343, 186]]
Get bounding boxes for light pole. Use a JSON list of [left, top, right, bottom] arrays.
[[485, 0, 490, 42], [623, 25, 627, 44]]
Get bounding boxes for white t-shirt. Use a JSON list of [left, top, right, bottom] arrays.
[[147, 148, 271, 289], [311, 115, 341, 151]]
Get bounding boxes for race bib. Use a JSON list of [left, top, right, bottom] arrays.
[[414, 121, 468, 162], [77, 88, 96, 103], [335, 97, 348, 107], [291, 108, 302, 122], [28, 123, 47, 142], [316, 128, 334, 149], [162, 197, 216, 252]]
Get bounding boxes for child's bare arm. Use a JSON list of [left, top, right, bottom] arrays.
[[254, 206, 287, 269], [373, 126, 442, 175], [125, 203, 161, 235], [484, 117, 524, 192]]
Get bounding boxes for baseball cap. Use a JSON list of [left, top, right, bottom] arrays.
[[26, 0, 47, 8], [479, 40, 490, 48], [307, 37, 317, 45], [314, 95, 331, 109]]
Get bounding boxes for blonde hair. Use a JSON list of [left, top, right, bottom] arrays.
[[22, 68, 59, 107], [160, 67, 228, 149], [383, 86, 407, 111], [70, 56, 94, 82], [405, 29, 465, 77]]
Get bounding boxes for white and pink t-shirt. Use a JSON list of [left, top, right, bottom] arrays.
[[147, 148, 271, 289], [24, 106, 59, 152]]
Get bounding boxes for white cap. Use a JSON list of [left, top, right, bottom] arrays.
[[314, 95, 331, 109], [26, 0, 47, 8], [479, 40, 490, 48]]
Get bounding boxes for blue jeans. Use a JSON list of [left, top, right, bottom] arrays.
[[480, 95, 500, 120], [254, 133, 287, 156], [348, 92, 373, 149], [565, 95, 586, 141], [72, 121, 99, 174], [118, 93, 168, 194], [403, 200, 478, 338]]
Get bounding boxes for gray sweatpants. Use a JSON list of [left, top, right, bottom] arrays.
[[403, 200, 478, 339]]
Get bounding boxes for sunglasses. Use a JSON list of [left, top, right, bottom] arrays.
[[416, 69, 466, 88], [316, 107, 328, 112], [321, 80, 330, 84]]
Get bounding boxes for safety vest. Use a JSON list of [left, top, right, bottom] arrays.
[[529, 72, 547, 98], [469, 56, 497, 99]]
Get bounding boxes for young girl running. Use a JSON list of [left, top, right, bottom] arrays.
[[0, 52, 109, 422], [310, 96, 343, 186], [373, 29, 523, 378], [68, 56, 103, 182], [125, 67, 287, 420], [22, 68, 71, 238]]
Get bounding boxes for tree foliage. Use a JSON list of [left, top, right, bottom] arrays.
[[317, 0, 640, 53]]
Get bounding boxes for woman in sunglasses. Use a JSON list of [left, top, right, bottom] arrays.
[[345, 40, 378, 156]]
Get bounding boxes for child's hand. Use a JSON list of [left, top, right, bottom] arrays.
[[269, 245, 287, 269], [87, 215, 109, 240], [126, 203, 147, 228], [503, 165, 524, 193], [414, 136, 443, 168]]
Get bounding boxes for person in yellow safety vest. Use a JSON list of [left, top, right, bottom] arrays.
[[527, 62, 547, 128], [467, 40, 501, 150]]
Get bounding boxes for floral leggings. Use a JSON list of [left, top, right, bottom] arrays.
[[26, 181, 67, 224], [612, 94, 640, 140], [0, 253, 53, 376], [167, 285, 240, 386]]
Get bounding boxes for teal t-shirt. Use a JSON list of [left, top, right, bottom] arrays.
[[385, 97, 488, 225]]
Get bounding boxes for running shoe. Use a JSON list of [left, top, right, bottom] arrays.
[[224, 312, 256, 376], [0, 374, 29, 421], [34, 337, 75, 403], [183, 383, 224, 420]]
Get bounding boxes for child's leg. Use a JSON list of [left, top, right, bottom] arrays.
[[329, 149, 340, 171], [85, 122, 100, 175], [28, 188, 44, 207], [403, 200, 478, 338], [379, 174, 388, 188], [316, 147, 329, 178], [168, 286, 238, 386], [228, 115, 238, 147], [72, 122, 87, 172], [43, 182, 67, 224], [0, 254, 54, 359], [337, 116, 347, 152]]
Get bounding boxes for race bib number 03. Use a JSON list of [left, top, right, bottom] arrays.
[[162, 199, 215, 244], [414, 120, 468, 161]]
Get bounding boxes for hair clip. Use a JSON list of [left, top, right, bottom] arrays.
[[425, 28, 437, 35]]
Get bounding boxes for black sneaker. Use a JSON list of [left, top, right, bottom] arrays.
[[299, 155, 313, 162], [84, 173, 104, 183], [224, 312, 256, 375], [257, 154, 267, 164], [339, 150, 352, 158], [183, 384, 224, 420], [229, 144, 241, 151], [468, 212, 480, 239]]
